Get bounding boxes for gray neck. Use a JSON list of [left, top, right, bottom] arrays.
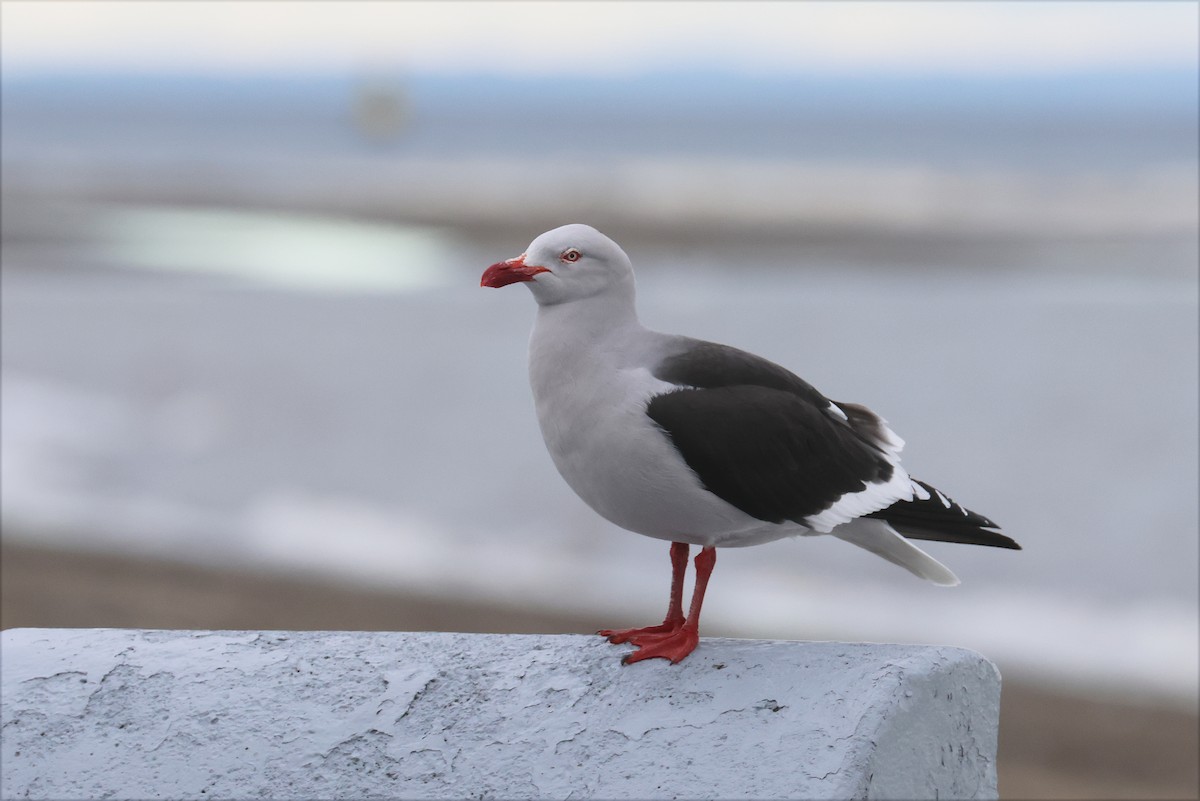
[[529, 280, 648, 385], [534, 278, 640, 343]]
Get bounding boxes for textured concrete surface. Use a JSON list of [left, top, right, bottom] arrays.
[[1, 629, 1000, 800]]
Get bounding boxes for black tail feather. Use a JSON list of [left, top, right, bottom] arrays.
[[867, 479, 1021, 550]]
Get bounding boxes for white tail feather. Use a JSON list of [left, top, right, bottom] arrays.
[[833, 519, 960, 587]]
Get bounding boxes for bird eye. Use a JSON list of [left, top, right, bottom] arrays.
[[561, 249, 582, 263]]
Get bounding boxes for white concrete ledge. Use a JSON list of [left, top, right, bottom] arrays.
[[1, 629, 1000, 800]]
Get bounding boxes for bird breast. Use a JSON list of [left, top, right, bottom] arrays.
[[527, 325, 786, 546]]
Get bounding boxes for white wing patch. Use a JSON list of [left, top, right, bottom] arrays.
[[803, 414, 915, 533]]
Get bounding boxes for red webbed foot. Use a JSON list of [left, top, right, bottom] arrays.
[[600, 542, 713, 665], [621, 627, 699, 664]]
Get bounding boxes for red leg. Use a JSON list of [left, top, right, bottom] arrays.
[[623, 546, 716, 665], [599, 542, 688, 645]]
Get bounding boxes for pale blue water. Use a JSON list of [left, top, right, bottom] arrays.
[[3, 70, 1196, 171]]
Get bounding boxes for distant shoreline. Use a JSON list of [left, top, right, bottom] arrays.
[[3, 540, 1196, 800]]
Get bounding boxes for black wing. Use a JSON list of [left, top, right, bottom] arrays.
[[647, 339, 895, 525], [649, 338, 1019, 548], [653, 339, 828, 400]]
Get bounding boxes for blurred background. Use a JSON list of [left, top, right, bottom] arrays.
[[1, 2, 1196, 797]]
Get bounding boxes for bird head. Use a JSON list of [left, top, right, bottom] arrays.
[[481, 224, 634, 306]]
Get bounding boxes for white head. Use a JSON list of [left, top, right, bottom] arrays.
[[480, 224, 635, 307]]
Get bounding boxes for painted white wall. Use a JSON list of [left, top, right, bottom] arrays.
[[1, 629, 999, 799]]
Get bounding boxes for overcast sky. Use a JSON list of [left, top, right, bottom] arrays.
[[2, 1, 1197, 76]]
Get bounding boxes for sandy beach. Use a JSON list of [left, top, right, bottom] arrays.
[[3, 541, 1195, 800]]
